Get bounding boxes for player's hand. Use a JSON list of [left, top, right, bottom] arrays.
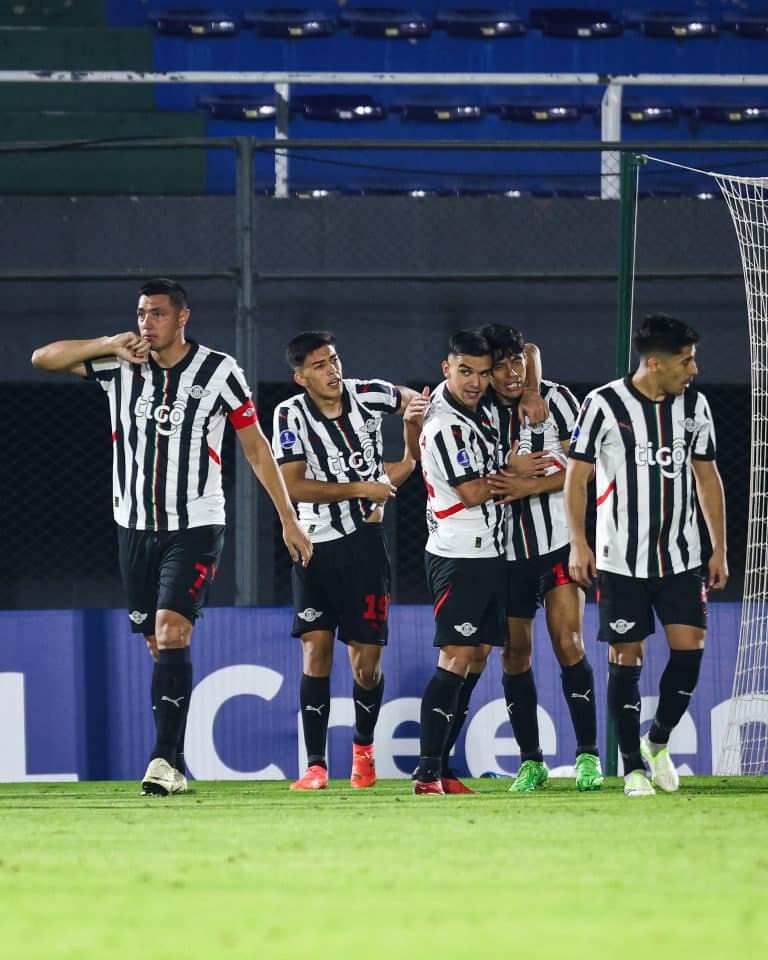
[[568, 542, 596, 588], [358, 481, 397, 503], [504, 440, 554, 478], [282, 518, 313, 567], [487, 470, 530, 503], [109, 332, 151, 365], [403, 386, 431, 425], [519, 389, 548, 427], [707, 550, 729, 591]]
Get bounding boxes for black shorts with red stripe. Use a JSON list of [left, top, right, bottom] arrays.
[[425, 552, 506, 648], [597, 567, 707, 643], [506, 544, 575, 619], [117, 524, 225, 636]]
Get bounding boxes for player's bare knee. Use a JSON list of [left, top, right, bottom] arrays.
[[437, 647, 474, 676], [609, 642, 643, 667], [501, 643, 531, 674], [155, 610, 193, 649], [301, 636, 333, 676], [552, 633, 586, 668]]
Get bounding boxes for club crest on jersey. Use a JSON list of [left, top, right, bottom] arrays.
[[456, 450, 471, 469], [184, 385, 210, 400], [453, 622, 478, 637], [280, 429, 297, 448], [134, 397, 187, 437], [634, 439, 687, 479], [609, 619, 635, 635], [364, 418, 378, 433], [298, 607, 323, 622], [129, 611, 148, 624], [680, 417, 696, 433]]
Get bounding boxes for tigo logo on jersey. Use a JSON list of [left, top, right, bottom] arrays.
[[328, 438, 378, 477], [184, 385, 211, 400], [134, 397, 187, 437], [456, 450, 471, 469], [298, 608, 323, 622], [453, 622, 478, 637], [280, 430, 297, 448], [609, 619, 636, 635], [129, 611, 148, 624], [634, 439, 687, 479]]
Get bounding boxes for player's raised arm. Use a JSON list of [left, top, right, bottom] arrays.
[[235, 421, 313, 566], [31, 333, 150, 376], [520, 341, 548, 426]]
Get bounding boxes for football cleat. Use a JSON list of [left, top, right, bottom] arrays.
[[412, 779, 445, 796], [290, 764, 329, 791], [171, 768, 189, 794], [624, 770, 656, 796], [350, 744, 376, 789], [508, 759, 549, 794], [640, 735, 680, 792], [441, 771, 476, 794], [141, 757, 176, 796], [575, 753, 604, 792]]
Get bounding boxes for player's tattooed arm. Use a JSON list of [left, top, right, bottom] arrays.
[[519, 342, 548, 426], [31, 333, 150, 376]]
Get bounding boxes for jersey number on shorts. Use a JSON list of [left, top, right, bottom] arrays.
[[363, 593, 390, 622]]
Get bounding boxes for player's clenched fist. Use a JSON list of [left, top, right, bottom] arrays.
[[109, 332, 151, 364]]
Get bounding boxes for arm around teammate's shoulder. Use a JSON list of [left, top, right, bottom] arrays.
[[31, 333, 150, 376]]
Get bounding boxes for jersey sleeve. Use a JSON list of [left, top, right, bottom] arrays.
[[83, 356, 121, 394], [350, 379, 401, 415], [430, 421, 486, 487], [548, 384, 581, 441], [272, 401, 307, 464], [692, 394, 717, 461], [219, 359, 258, 430], [568, 393, 608, 463]]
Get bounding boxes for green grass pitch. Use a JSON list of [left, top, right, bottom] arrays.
[[1, 777, 766, 959]]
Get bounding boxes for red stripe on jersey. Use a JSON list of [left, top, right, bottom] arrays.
[[434, 586, 453, 618], [208, 447, 221, 466], [228, 398, 258, 430], [596, 480, 616, 507], [111, 431, 117, 443], [433, 501, 465, 519]]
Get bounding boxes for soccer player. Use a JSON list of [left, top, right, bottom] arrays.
[[411, 329, 506, 795], [565, 314, 727, 796], [273, 331, 419, 791], [482, 324, 604, 793], [31, 278, 312, 796]]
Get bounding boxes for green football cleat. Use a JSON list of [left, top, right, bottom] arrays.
[[575, 753, 604, 792], [508, 759, 549, 794]]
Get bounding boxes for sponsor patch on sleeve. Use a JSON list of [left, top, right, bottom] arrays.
[[228, 398, 258, 430], [456, 449, 471, 469]]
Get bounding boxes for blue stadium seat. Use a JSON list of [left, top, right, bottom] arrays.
[[242, 9, 337, 38], [694, 102, 768, 123], [433, 9, 527, 38], [339, 7, 432, 38], [147, 8, 240, 37], [624, 10, 719, 38], [622, 101, 682, 124], [198, 93, 277, 119], [290, 93, 387, 120], [497, 101, 589, 122], [397, 97, 485, 122], [722, 12, 768, 38], [528, 8, 622, 38]]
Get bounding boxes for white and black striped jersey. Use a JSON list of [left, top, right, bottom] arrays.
[[271, 378, 401, 542], [569, 375, 716, 578], [421, 382, 505, 559], [488, 380, 579, 560], [85, 340, 257, 531]]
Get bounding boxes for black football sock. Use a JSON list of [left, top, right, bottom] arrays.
[[561, 657, 599, 757], [415, 667, 464, 781], [441, 671, 481, 776], [648, 649, 704, 747], [607, 662, 644, 774], [151, 648, 192, 766], [175, 697, 191, 775], [151, 660, 160, 732], [300, 674, 330, 769], [352, 675, 384, 747], [503, 668, 543, 763]]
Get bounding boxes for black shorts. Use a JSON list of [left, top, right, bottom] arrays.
[[506, 544, 574, 619], [425, 552, 507, 648], [291, 523, 391, 645], [597, 568, 707, 643], [117, 525, 225, 636]]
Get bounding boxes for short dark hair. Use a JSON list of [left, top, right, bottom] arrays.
[[448, 329, 492, 358], [477, 324, 525, 361], [286, 331, 336, 370], [138, 277, 188, 312], [632, 314, 700, 357]]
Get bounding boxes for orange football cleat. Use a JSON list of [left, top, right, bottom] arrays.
[[289, 764, 329, 791], [412, 779, 445, 796], [441, 775, 476, 795], [350, 744, 377, 788]]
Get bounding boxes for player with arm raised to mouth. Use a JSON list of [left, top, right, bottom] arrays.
[[31, 277, 311, 796], [273, 331, 419, 791], [565, 314, 727, 796]]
